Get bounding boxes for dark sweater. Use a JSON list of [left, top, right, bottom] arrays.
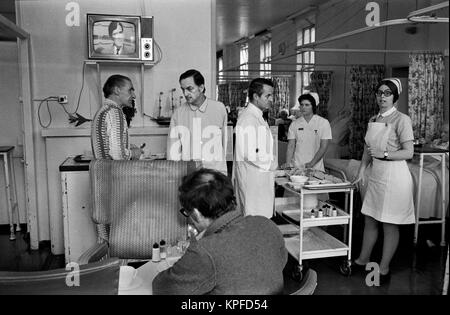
[[152, 210, 287, 295]]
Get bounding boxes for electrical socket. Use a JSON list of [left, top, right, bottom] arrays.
[[58, 95, 68, 104]]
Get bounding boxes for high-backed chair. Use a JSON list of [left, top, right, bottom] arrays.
[[0, 258, 120, 295], [78, 160, 196, 264]]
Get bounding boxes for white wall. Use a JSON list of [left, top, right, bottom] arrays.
[[15, 0, 215, 248], [0, 42, 27, 225]]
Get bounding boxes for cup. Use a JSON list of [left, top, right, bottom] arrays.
[[119, 266, 137, 288]]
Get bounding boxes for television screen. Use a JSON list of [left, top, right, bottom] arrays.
[[87, 14, 141, 60]]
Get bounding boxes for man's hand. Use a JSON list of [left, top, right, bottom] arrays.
[[304, 161, 315, 169], [130, 144, 144, 160]]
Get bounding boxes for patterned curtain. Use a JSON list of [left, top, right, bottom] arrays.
[[217, 84, 229, 108], [348, 65, 385, 159], [310, 71, 333, 119], [217, 82, 249, 111], [270, 76, 290, 125], [408, 53, 445, 142]]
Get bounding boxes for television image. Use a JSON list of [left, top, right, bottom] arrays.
[[87, 14, 141, 60]]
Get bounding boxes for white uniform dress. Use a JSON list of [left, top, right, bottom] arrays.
[[361, 107, 415, 224], [233, 103, 277, 218], [287, 115, 332, 171]]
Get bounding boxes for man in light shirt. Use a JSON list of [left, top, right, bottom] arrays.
[[167, 69, 228, 174], [233, 78, 278, 218]]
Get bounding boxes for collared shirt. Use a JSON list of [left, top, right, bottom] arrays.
[[167, 98, 228, 173], [377, 106, 397, 120], [369, 108, 414, 150], [91, 99, 132, 160]]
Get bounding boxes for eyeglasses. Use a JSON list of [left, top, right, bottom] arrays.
[[179, 207, 192, 218], [375, 90, 393, 97]]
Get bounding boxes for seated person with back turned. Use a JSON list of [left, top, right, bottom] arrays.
[[152, 168, 288, 295]]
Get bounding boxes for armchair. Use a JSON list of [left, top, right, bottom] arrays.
[[78, 160, 196, 264]]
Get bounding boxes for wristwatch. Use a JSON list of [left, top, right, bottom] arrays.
[[383, 151, 389, 160]]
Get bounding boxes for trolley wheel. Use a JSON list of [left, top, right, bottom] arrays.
[[292, 265, 304, 282], [339, 260, 352, 276]]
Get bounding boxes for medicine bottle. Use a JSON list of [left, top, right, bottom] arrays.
[[152, 242, 161, 262]]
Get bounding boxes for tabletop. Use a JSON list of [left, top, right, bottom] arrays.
[[118, 256, 181, 295]]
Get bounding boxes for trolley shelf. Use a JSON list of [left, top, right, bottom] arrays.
[[274, 174, 355, 276], [276, 201, 350, 227], [284, 227, 349, 260]]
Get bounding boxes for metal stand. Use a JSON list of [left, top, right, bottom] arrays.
[[413, 147, 448, 247], [1, 146, 20, 241]]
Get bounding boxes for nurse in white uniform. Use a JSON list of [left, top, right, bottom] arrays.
[[352, 78, 415, 285], [285, 92, 332, 171]]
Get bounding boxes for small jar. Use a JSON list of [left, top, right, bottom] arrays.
[[318, 210, 323, 218], [332, 208, 337, 217], [152, 242, 161, 262]]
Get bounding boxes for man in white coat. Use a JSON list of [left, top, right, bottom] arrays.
[[233, 78, 278, 218]]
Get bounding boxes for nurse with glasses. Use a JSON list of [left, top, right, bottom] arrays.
[[352, 78, 415, 285]]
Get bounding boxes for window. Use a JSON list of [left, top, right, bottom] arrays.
[[296, 25, 315, 99], [217, 54, 224, 84], [239, 43, 248, 78], [260, 36, 271, 77]]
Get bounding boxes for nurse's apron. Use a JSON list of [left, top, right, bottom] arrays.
[[361, 122, 415, 224], [292, 122, 327, 203], [233, 119, 275, 218], [293, 123, 324, 171]]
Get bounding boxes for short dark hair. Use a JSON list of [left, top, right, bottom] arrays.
[[108, 21, 123, 37], [297, 93, 317, 114], [248, 78, 274, 102], [178, 168, 236, 220], [179, 69, 206, 93], [103, 75, 131, 98], [376, 80, 400, 103]]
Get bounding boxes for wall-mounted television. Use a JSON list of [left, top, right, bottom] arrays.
[[87, 14, 154, 61]]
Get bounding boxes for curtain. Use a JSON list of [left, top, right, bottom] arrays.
[[348, 65, 385, 159], [218, 82, 249, 111], [408, 53, 445, 142], [270, 76, 290, 125], [310, 71, 333, 119]]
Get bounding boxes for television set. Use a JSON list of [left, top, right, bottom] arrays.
[[87, 14, 154, 61]]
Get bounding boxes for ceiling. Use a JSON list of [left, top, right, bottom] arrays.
[[216, 0, 326, 50]]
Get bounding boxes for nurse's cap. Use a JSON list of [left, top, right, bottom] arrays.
[[308, 92, 320, 106], [382, 78, 402, 94]]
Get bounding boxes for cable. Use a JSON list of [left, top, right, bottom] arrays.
[[37, 96, 58, 128], [153, 39, 163, 65]]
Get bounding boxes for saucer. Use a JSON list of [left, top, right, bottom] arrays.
[[119, 276, 143, 291]]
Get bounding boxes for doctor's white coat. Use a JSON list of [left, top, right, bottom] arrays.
[[232, 103, 278, 218]]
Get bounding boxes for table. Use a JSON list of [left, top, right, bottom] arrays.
[[0, 146, 20, 241], [118, 258, 179, 295], [413, 146, 448, 246]]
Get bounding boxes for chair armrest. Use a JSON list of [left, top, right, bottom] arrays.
[[77, 243, 109, 265]]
